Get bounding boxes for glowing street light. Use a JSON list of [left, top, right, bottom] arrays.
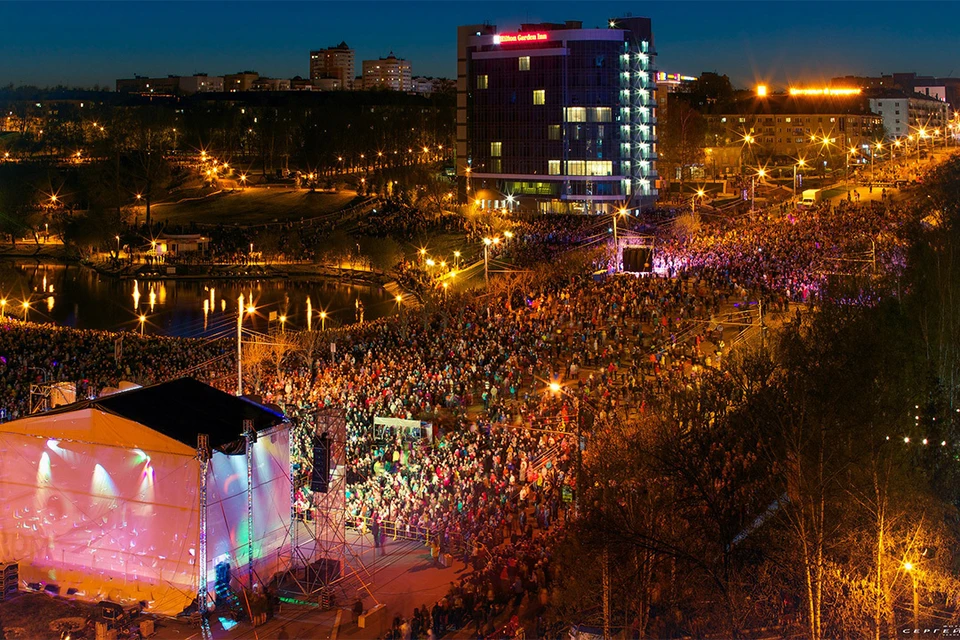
[[319, 310, 327, 332], [139, 314, 146, 336], [1, 298, 6, 319], [236, 294, 255, 395], [549, 382, 562, 393], [21, 300, 30, 322], [751, 169, 766, 212], [788, 158, 807, 201], [279, 314, 286, 332], [904, 561, 919, 631], [612, 208, 628, 271]]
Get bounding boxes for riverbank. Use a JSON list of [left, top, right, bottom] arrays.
[[88, 258, 392, 286]]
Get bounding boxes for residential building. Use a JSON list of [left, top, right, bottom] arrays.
[[411, 76, 454, 95], [703, 91, 883, 174], [116, 75, 180, 95], [833, 72, 960, 112], [362, 53, 412, 91], [178, 74, 223, 94], [868, 90, 949, 139], [224, 72, 260, 93], [313, 78, 343, 91], [310, 42, 355, 90], [457, 17, 659, 214], [251, 77, 291, 92]]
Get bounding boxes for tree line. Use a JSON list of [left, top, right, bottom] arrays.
[[552, 159, 960, 638]]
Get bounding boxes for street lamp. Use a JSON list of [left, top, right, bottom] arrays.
[[692, 189, 705, 219], [905, 561, 919, 631], [741, 134, 755, 176], [872, 142, 883, 183], [751, 168, 766, 212], [793, 158, 807, 201], [115, 235, 121, 256], [236, 294, 255, 395], [611, 208, 628, 272], [482, 237, 500, 287], [138, 314, 146, 336], [453, 250, 461, 269], [319, 310, 327, 332], [1, 298, 6, 320], [547, 381, 585, 511], [21, 300, 29, 322]]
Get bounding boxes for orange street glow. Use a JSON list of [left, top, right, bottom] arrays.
[[788, 87, 862, 96], [756, 84, 768, 97]]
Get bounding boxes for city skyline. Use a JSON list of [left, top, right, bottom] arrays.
[[3, 1, 960, 89]]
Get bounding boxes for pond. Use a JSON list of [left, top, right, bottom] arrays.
[[0, 262, 400, 338]]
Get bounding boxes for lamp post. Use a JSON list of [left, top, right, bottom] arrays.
[[751, 168, 765, 212], [139, 314, 146, 336], [692, 189, 705, 222], [905, 561, 919, 630], [115, 235, 121, 257], [236, 294, 254, 395], [320, 310, 327, 332], [21, 300, 29, 323], [1, 298, 6, 320], [793, 158, 807, 201], [613, 208, 626, 272], [872, 142, 882, 183], [548, 382, 584, 511], [483, 237, 500, 287]]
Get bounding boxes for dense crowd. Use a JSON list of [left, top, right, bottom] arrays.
[[655, 198, 913, 302], [0, 322, 231, 420], [0, 171, 932, 637]]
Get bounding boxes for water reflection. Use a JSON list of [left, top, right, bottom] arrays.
[[1, 263, 397, 338]]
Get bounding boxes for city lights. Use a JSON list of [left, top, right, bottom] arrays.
[[788, 87, 862, 96]]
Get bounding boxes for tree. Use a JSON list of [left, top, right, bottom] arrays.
[[659, 99, 707, 191], [0, 164, 40, 245]]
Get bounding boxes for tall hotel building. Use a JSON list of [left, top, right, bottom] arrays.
[[457, 18, 658, 214]]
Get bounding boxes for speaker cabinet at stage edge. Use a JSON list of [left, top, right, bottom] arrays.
[[623, 247, 653, 273], [311, 434, 330, 493]]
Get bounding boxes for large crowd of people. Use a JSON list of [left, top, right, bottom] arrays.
[[0, 159, 938, 637]]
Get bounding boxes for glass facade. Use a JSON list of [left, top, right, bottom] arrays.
[[460, 18, 658, 214]]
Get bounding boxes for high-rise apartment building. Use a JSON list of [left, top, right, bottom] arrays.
[[310, 42, 355, 90], [457, 17, 659, 214], [362, 53, 412, 91]]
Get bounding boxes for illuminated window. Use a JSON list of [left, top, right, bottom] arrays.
[[548, 124, 561, 140], [590, 107, 612, 122], [491, 159, 502, 172], [830, 117, 836, 123], [566, 160, 586, 175], [519, 56, 530, 71], [721, 117, 727, 123], [564, 107, 586, 122], [586, 161, 613, 176], [548, 160, 561, 175], [785, 117, 791, 123], [490, 142, 502, 157], [533, 89, 545, 105], [476, 75, 488, 89]]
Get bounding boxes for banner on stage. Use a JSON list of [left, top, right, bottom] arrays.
[[373, 416, 433, 443]]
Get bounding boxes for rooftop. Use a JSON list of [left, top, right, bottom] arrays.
[[42, 377, 285, 451]]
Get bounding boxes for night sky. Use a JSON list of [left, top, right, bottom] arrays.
[[3, 1, 960, 90]]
